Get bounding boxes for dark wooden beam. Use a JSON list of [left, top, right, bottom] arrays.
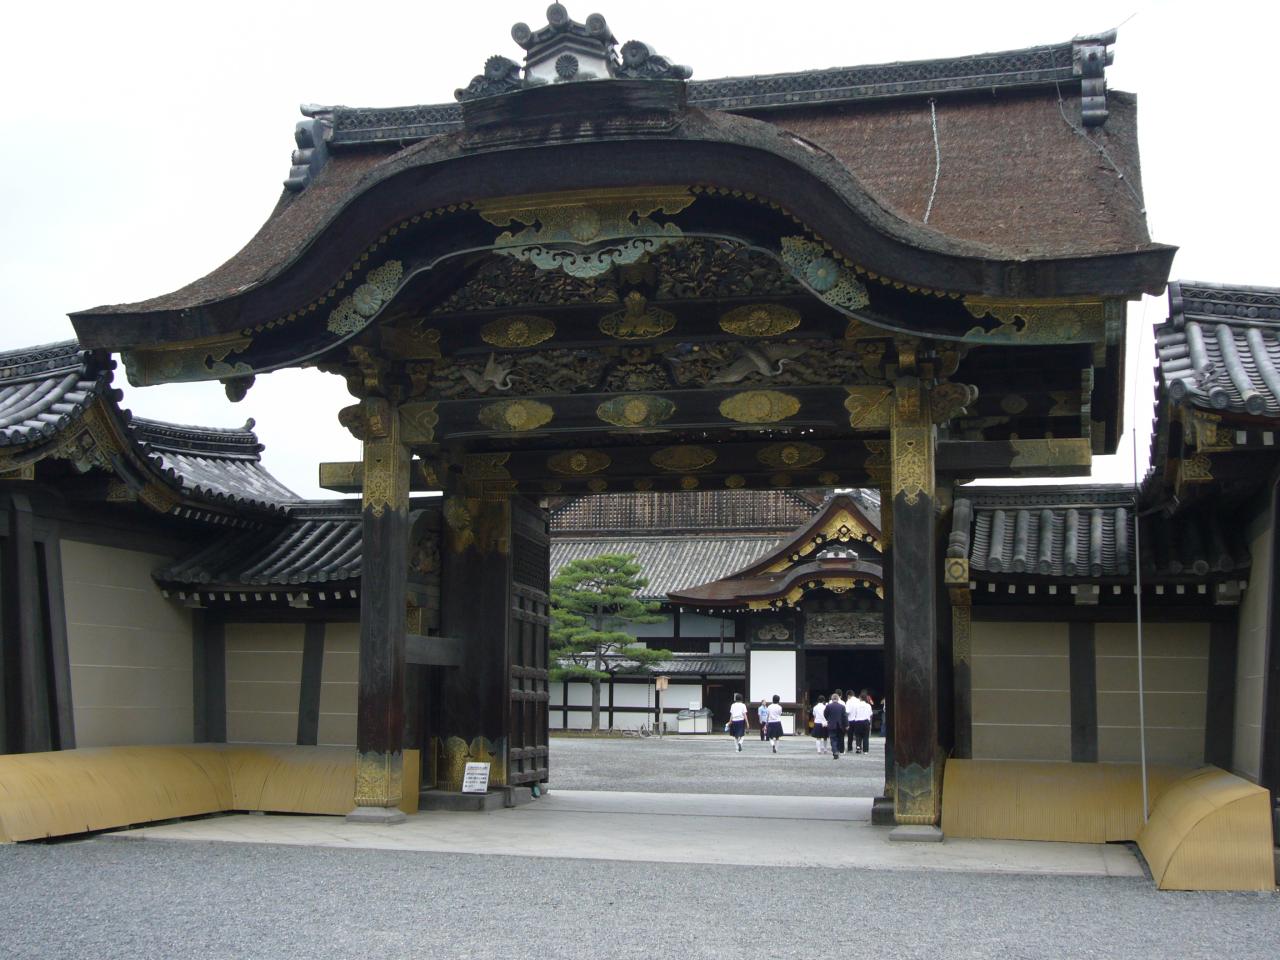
[[405, 634, 463, 667], [297, 621, 325, 746], [1068, 621, 1098, 762], [1261, 482, 1280, 805], [1204, 618, 1237, 769], [40, 537, 75, 749], [192, 613, 227, 743], [936, 438, 1092, 478], [7, 495, 50, 753]]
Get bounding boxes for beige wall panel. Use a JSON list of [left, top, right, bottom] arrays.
[[224, 624, 303, 746], [972, 690, 1071, 727], [972, 621, 1068, 657], [1096, 691, 1206, 729], [970, 621, 1070, 760], [1095, 621, 1209, 658], [61, 540, 193, 747], [971, 723, 1071, 762], [318, 622, 358, 747], [1098, 725, 1206, 767], [1233, 505, 1271, 780], [1094, 622, 1209, 765]]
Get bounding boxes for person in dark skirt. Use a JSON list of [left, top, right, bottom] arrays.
[[766, 694, 784, 752], [811, 694, 828, 753], [728, 693, 748, 752]]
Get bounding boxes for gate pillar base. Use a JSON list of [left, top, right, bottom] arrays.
[[889, 824, 944, 842], [871, 796, 896, 826], [346, 806, 407, 825]]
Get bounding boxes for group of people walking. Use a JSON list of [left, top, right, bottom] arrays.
[[724, 691, 877, 756], [811, 690, 874, 758]]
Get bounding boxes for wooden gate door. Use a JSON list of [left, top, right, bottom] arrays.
[[508, 497, 550, 786]]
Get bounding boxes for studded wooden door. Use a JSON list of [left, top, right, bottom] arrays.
[[508, 497, 550, 786]]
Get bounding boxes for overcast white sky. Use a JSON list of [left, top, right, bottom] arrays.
[[2, 0, 1276, 497]]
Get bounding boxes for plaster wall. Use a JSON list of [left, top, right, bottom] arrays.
[[680, 614, 734, 638], [318, 622, 358, 747], [1233, 504, 1270, 780], [60, 539, 193, 747], [1095, 621, 1208, 766], [750, 650, 797, 702], [224, 623, 303, 745], [970, 621, 1071, 761]]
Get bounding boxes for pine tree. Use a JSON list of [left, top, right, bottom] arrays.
[[550, 554, 670, 733]]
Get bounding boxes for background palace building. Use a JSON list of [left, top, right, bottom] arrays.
[[0, 6, 1274, 888]]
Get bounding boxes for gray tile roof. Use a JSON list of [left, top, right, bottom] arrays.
[[562, 654, 746, 678], [549, 489, 820, 535], [130, 416, 299, 511], [0, 340, 111, 448], [551, 535, 784, 599], [952, 485, 1248, 581], [156, 501, 361, 587], [1159, 281, 1280, 416]]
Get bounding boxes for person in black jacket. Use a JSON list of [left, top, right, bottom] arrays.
[[823, 688, 847, 759]]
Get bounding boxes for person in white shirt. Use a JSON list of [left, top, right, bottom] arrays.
[[850, 690, 874, 754], [765, 695, 784, 753], [845, 691, 860, 754], [811, 695, 828, 753], [727, 693, 749, 752]]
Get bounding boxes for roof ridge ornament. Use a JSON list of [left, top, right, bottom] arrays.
[[1071, 29, 1115, 127], [456, 4, 690, 103]]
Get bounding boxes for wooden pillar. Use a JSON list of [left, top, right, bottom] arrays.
[[192, 612, 227, 743], [438, 454, 515, 790], [870, 488, 896, 825], [349, 400, 410, 823], [889, 377, 941, 830], [1068, 621, 1099, 762], [1204, 618, 1237, 769], [4, 494, 51, 753], [297, 621, 325, 746]]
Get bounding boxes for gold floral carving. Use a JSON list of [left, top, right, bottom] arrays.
[[651, 446, 716, 472], [328, 260, 404, 335], [354, 750, 404, 806], [138, 484, 181, 515], [769, 473, 792, 487], [481, 314, 556, 348], [1184, 409, 1233, 453], [844, 387, 893, 430], [944, 556, 970, 587], [362, 410, 409, 519], [588, 478, 609, 492], [961, 298, 1105, 344], [477, 399, 554, 433], [548, 450, 611, 475], [596, 394, 675, 429], [930, 382, 979, 424], [725, 475, 746, 488], [719, 303, 801, 338], [891, 381, 933, 507], [599, 292, 677, 340], [633, 478, 654, 491], [679, 476, 699, 490], [952, 603, 972, 665], [443, 496, 475, 552], [1179, 454, 1214, 483], [817, 472, 839, 486], [719, 390, 800, 424], [0, 464, 35, 481], [779, 236, 870, 310], [399, 402, 439, 445], [757, 442, 824, 470]]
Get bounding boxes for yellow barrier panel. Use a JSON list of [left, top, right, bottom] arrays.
[[1137, 767, 1275, 891], [0, 745, 420, 842], [942, 760, 1184, 843]]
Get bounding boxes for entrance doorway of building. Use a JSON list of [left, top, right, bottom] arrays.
[[805, 648, 885, 731]]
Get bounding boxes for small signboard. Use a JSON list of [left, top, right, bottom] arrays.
[[461, 761, 491, 794]]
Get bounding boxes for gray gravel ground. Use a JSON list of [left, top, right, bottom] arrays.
[[1, 839, 1275, 960], [549, 732, 885, 796]]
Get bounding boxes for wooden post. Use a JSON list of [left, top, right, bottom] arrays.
[[349, 400, 410, 823], [889, 377, 942, 834], [438, 454, 516, 790], [5, 494, 51, 753]]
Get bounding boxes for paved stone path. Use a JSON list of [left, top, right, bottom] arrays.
[[549, 731, 886, 796]]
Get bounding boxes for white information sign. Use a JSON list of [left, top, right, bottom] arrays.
[[461, 762, 491, 794]]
